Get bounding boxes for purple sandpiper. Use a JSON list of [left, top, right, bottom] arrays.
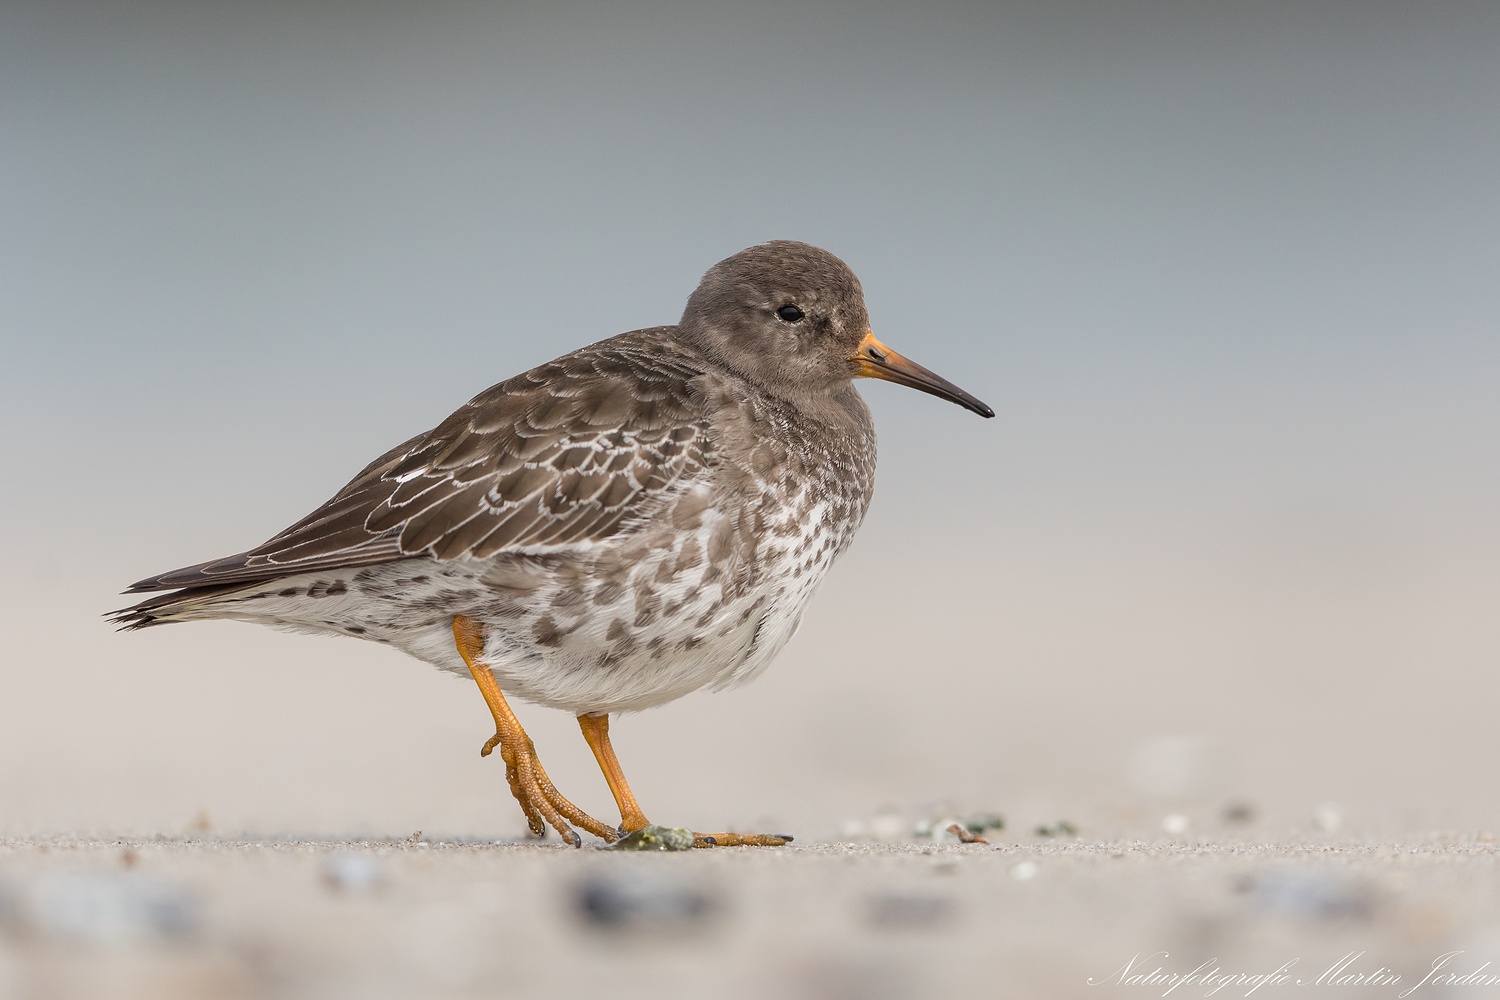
[[112, 241, 993, 847]]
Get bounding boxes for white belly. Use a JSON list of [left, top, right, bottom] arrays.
[[470, 496, 853, 714]]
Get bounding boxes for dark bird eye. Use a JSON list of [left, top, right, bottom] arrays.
[[776, 304, 804, 323]]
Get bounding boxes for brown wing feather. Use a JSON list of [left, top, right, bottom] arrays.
[[123, 329, 714, 594]]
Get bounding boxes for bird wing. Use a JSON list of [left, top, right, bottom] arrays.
[[125, 330, 714, 593]]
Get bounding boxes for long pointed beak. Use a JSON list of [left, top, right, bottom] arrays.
[[851, 332, 995, 418]]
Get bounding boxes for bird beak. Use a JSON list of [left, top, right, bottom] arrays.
[[851, 331, 995, 418]]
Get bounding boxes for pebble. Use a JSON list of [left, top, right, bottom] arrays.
[[607, 825, 695, 851], [1314, 801, 1345, 833], [1243, 868, 1370, 920], [322, 852, 384, 892], [1033, 820, 1076, 838], [1161, 813, 1191, 835], [6, 873, 196, 945], [574, 874, 714, 930], [1222, 802, 1256, 824], [918, 811, 1006, 843]]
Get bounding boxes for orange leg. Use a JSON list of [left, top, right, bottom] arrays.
[[577, 713, 651, 833], [452, 616, 617, 846], [576, 712, 793, 849]]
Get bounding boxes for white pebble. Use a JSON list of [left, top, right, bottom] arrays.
[[1161, 813, 1191, 835], [322, 852, 383, 892], [1314, 802, 1345, 833], [1010, 860, 1039, 881], [928, 817, 960, 842], [16, 873, 194, 945]]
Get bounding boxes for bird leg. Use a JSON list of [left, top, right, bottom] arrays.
[[576, 712, 793, 848], [452, 615, 618, 846], [576, 712, 650, 833]]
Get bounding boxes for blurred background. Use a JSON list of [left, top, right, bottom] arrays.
[[2, 0, 1496, 842]]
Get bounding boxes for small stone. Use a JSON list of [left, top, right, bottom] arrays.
[[916, 806, 1003, 842], [609, 825, 695, 851], [959, 812, 1006, 835], [575, 875, 713, 929], [1313, 802, 1345, 833], [1223, 802, 1256, 824], [13, 873, 196, 945], [1244, 868, 1369, 920], [929, 817, 967, 843], [945, 823, 988, 845], [1010, 861, 1039, 881], [322, 852, 383, 892], [1161, 813, 1191, 835], [1034, 820, 1077, 838]]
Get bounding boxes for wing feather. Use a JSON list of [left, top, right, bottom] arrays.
[[123, 329, 714, 594]]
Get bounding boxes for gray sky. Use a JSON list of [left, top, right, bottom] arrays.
[[2, 1, 1497, 837]]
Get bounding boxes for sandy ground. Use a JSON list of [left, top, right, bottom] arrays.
[[8, 526, 1500, 1000], [4, 830, 1500, 1000]]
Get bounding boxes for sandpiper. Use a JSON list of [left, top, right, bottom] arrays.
[[113, 241, 994, 846]]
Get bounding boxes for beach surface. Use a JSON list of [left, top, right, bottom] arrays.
[[4, 829, 1499, 999]]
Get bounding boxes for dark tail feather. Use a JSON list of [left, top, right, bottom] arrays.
[[106, 583, 250, 631]]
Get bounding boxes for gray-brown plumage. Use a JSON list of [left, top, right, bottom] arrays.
[[112, 240, 992, 844]]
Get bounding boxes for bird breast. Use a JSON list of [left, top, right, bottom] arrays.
[[472, 392, 877, 714]]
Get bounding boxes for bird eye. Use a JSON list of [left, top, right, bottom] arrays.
[[776, 304, 805, 323]]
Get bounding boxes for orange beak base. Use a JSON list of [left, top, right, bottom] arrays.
[[851, 332, 994, 418]]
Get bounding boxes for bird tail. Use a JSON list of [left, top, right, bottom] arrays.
[[106, 584, 251, 631]]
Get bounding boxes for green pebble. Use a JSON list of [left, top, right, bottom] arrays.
[[961, 813, 1006, 834], [609, 825, 696, 851]]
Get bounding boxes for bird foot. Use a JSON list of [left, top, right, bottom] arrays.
[[604, 826, 790, 850], [485, 728, 618, 847], [574, 713, 793, 849]]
